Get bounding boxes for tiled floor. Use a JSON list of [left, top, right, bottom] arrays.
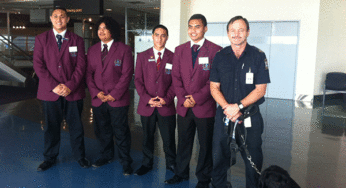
[[0, 89, 345, 188]]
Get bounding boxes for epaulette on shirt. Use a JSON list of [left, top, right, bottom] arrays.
[[253, 46, 265, 54]]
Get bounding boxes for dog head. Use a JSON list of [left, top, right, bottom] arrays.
[[258, 165, 300, 188]]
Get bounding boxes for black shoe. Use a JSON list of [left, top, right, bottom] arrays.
[[78, 158, 91, 168], [37, 160, 55, 171], [164, 175, 188, 184], [134, 165, 152, 176], [196, 181, 210, 188], [166, 164, 175, 173], [92, 158, 112, 167], [123, 165, 133, 176]]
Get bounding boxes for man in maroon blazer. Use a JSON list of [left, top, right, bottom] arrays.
[[33, 7, 90, 171], [165, 14, 222, 188], [86, 17, 134, 175], [134, 25, 176, 176]]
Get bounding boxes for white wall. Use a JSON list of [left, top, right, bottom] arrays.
[[314, 0, 346, 95], [161, 0, 321, 102]]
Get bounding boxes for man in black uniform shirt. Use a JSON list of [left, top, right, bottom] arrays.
[[209, 16, 270, 188]]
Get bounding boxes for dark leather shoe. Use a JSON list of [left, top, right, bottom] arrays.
[[134, 165, 152, 176], [123, 165, 133, 176], [164, 175, 188, 184], [196, 181, 210, 188], [37, 160, 55, 171], [78, 158, 91, 168], [166, 165, 175, 173], [92, 158, 112, 167]]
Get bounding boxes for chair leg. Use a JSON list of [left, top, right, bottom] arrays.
[[322, 84, 326, 116]]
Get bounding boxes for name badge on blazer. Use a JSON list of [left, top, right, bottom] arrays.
[[148, 59, 155, 62], [69, 46, 78, 57], [199, 57, 210, 70], [165, 63, 172, 74], [114, 59, 122, 66]]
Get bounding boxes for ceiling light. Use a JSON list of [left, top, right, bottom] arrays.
[[106, 9, 112, 12]]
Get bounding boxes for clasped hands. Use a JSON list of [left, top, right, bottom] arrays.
[[148, 96, 166, 107], [223, 103, 242, 123], [52, 84, 71, 97], [183, 95, 196, 108], [97, 91, 115, 102]]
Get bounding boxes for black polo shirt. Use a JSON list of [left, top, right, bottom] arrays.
[[210, 43, 270, 105]]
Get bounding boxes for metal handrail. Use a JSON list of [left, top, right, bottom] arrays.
[[0, 33, 33, 62]]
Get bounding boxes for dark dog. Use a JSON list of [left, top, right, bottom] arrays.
[[258, 165, 300, 188]]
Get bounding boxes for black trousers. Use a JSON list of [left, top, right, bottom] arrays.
[[140, 109, 176, 167], [92, 103, 132, 167], [175, 109, 214, 182], [211, 107, 263, 188], [42, 97, 85, 161]]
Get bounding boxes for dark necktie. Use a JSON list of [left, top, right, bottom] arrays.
[[192, 44, 200, 52], [192, 44, 200, 68], [101, 44, 108, 63], [157, 52, 161, 71], [56, 34, 62, 51]]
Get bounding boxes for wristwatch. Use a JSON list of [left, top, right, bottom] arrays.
[[237, 102, 244, 110]]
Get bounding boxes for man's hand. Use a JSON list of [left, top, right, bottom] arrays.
[[105, 94, 115, 102], [223, 103, 240, 118], [156, 97, 166, 107], [183, 95, 195, 108], [60, 84, 71, 97], [52, 84, 71, 97], [186, 95, 195, 104], [228, 111, 243, 123], [148, 97, 161, 107], [97, 91, 107, 102], [52, 84, 63, 95]]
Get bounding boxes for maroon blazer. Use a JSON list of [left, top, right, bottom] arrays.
[[172, 39, 222, 118], [33, 30, 86, 101], [135, 47, 176, 117], [86, 41, 134, 107]]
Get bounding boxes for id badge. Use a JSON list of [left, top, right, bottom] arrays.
[[165, 63, 172, 74], [69, 46, 78, 52], [244, 117, 252, 128], [246, 68, 253, 84], [69, 46, 78, 57], [199, 57, 210, 70]]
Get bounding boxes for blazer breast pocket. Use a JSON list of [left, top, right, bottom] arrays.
[[69, 52, 78, 57]]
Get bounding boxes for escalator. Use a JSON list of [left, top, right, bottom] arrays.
[[0, 33, 37, 88]]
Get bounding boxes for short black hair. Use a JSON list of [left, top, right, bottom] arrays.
[[95, 16, 121, 41], [227, 15, 249, 32], [52, 7, 68, 16], [188, 14, 207, 27], [152, 24, 169, 36]]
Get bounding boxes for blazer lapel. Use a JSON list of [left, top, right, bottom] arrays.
[[102, 41, 118, 73], [183, 42, 193, 75], [94, 42, 102, 68], [157, 48, 169, 80], [48, 30, 60, 56], [192, 41, 208, 76], [58, 31, 70, 60]]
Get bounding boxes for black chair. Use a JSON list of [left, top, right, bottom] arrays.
[[322, 72, 346, 116]]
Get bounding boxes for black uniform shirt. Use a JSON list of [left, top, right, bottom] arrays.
[[210, 43, 270, 105]]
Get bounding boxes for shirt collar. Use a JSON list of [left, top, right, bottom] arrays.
[[228, 43, 249, 56], [153, 47, 165, 61], [190, 38, 205, 50], [101, 39, 114, 51], [53, 29, 67, 40]]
